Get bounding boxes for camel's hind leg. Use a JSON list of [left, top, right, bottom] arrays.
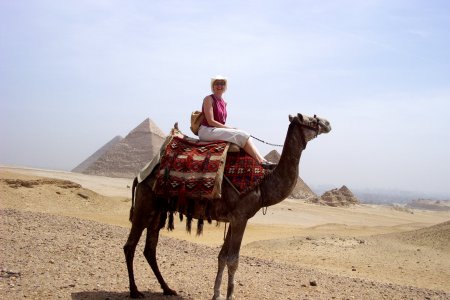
[[124, 222, 147, 298], [143, 217, 177, 296], [213, 227, 232, 300]]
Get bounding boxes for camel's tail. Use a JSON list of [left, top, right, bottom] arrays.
[[129, 177, 138, 222]]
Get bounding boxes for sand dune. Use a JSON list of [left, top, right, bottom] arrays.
[[1, 166, 449, 299], [380, 220, 450, 251]]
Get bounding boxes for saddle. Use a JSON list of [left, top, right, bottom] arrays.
[[144, 126, 268, 200]]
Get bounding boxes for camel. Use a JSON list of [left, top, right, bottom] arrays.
[[124, 113, 331, 299]]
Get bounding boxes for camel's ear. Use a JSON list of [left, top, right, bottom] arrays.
[[297, 113, 304, 121], [289, 114, 294, 122]]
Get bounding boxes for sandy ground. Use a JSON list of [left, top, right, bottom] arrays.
[[1, 166, 449, 299]]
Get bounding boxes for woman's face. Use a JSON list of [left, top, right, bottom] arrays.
[[213, 80, 226, 93]]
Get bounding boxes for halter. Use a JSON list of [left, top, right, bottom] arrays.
[[294, 114, 320, 150], [298, 114, 320, 138]]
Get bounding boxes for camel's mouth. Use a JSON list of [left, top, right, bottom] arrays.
[[319, 119, 332, 133]]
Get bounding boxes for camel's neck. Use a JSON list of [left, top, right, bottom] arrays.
[[261, 121, 306, 207]]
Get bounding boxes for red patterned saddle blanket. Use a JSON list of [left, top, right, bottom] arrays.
[[153, 136, 268, 199], [154, 136, 229, 199], [224, 150, 267, 194]]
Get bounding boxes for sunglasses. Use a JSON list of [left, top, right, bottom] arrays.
[[214, 81, 226, 86]]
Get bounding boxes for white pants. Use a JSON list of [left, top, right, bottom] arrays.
[[198, 125, 250, 148]]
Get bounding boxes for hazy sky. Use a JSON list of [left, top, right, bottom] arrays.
[[1, 0, 449, 196]]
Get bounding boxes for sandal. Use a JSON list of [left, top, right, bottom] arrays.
[[261, 161, 277, 169]]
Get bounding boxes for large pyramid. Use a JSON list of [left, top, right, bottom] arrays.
[[75, 118, 166, 178], [72, 136, 123, 173], [264, 150, 316, 199]]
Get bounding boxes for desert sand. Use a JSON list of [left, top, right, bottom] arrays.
[[1, 166, 449, 299]]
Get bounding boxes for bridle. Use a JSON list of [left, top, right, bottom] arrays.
[[295, 114, 321, 150], [298, 114, 320, 138]]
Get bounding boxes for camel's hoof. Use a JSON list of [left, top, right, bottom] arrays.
[[163, 288, 178, 296], [212, 295, 226, 300], [130, 289, 145, 298]]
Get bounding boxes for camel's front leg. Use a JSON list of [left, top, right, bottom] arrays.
[[143, 219, 177, 296], [213, 227, 232, 300], [226, 220, 247, 300]]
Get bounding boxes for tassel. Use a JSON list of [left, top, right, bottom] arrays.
[[205, 201, 212, 224], [186, 216, 192, 234], [197, 219, 204, 236], [185, 198, 195, 234], [167, 212, 174, 231], [159, 210, 167, 230]]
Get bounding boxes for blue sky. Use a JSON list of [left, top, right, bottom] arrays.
[[1, 0, 449, 196]]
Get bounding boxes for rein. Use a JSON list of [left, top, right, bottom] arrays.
[[251, 115, 320, 148], [250, 135, 283, 147]]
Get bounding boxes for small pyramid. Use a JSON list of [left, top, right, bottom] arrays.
[[338, 185, 354, 198], [264, 150, 316, 199], [308, 185, 360, 207], [77, 118, 166, 178], [72, 135, 123, 173], [290, 177, 316, 199]]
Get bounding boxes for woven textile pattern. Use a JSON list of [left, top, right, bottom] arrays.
[[224, 150, 267, 194], [154, 136, 229, 199]]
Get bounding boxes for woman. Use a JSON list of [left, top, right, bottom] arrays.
[[198, 75, 275, 167]]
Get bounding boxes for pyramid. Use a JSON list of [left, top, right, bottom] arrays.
[[77, 118, 166, 178], [264, 150, 316, 199], [72, 136, 123, 173], [307, 185, 360, 207], [290, 177, 316, 199], [265, 149, 281, 163]]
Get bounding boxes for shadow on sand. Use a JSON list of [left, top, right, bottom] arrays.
[[71, 290, 187, 300]]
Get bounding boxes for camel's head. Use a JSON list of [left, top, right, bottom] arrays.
[[289, 113, 331, 141]]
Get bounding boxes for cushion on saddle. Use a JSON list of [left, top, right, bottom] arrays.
[[154, 136, 230, 199], [224, 150, 268, 194]]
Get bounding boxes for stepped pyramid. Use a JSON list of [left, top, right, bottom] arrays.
[[76, 118, 166, 178], [264, 150, 316, 199], [307, 185, 360, 207]]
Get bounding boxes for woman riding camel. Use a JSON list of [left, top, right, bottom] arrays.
[[198, 75, 275, 168]]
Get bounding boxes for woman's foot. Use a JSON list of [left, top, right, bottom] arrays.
[[261, 160, 277, 169]]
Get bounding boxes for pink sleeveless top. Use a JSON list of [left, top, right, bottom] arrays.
[[201, 94, 227, 126]]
